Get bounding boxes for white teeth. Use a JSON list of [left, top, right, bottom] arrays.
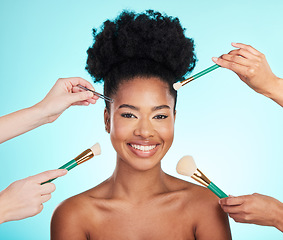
[[130, 144, 157, 151]]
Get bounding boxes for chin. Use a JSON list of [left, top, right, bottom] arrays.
[[128, 159, 161, 172], [121, 151, 164, 172]]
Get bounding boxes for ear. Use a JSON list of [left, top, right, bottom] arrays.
[[104, 108, 110, 133], [174, 110, 176, 122]]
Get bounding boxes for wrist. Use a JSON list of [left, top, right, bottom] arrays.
[[30, 103, 51, 125], [0, 191, 8, 224], [273, 201, 283, 232], [261, 77, 283, 107]]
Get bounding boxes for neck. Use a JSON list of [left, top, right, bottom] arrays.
[[109, 157, 168, 203]]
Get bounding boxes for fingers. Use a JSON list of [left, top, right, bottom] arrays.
[[71, 77, 95, 91], [72, 86, 99, 103], [41, 194, 52, 203], [70, 91, 94, 103], [30, 169, 68, 184], [55, 77, 100, 106], [220, 53, 252, 67], [212, 56, 248, 77], [231, 43, 262, 56], [221, 204, 243, 214], [228, 213, 247, 223], [40, 182, 56, 195], [227, 48, 259, 61], [60, 77, 95, 91], [219, 196, 246, 206], [212, 43, 263, 72], [38, 204, 44, 214]]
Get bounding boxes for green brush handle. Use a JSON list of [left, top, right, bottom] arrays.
[[207, 181, 228, 199], [192, 64, 220, 80], [41, 159, 78, 184]]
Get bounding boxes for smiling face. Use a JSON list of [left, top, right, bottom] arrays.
[[104, 77, 176, 171]]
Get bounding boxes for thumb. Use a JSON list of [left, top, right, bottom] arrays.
[[69, 91, 94, 104]]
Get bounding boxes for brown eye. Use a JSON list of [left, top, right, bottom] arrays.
[[121, 113, 137, 118], [153, 115, 168, 119]]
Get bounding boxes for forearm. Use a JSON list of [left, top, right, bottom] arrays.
[[262, 77, 283, 107], [0, 105, 48, 144]]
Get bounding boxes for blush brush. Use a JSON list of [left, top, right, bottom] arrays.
[[176, 155, 228, 198]]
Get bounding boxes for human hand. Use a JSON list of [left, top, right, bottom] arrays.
[[212, 43, 280, 98], [0, 169, 67, 224], [35, 77, 99, 123], [219, 193, 283, 232]]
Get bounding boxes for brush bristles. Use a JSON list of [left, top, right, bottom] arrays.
[[173, 82, 182, 91], [90, 143, 101, 156], [176, 155, 197, 177]]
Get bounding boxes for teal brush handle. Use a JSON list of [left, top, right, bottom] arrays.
[[207, 181, 228, 199], [192, 64, 220, 80], [41, 159, 77, 184]]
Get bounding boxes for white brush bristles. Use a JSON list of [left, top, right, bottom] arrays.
[[173, 82, 182, 91], [90, 143, 101, 156], [176, 155, 197, 177]]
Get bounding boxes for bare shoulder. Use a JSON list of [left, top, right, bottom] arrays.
[[51, 179, 111, 240], [165, 174, 216, 199], [165, 175, 231, 240]]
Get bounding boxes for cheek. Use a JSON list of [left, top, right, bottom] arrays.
[[155, 120, 175, 142], [110, 118, 133, 142]]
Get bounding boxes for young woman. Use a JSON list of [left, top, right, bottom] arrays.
[[51, 10, 231, 239]]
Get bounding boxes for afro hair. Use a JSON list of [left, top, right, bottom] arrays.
[[86, 10, 196, 109]]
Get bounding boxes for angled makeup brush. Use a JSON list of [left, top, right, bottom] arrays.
[[42, 143, 101, 184], [176, 155, 228, 198], [173, 64, 220, 90]]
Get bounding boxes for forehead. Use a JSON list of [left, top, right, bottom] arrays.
[[112, 77, 174, 109]]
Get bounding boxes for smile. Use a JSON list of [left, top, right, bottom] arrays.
[[129, 144, 158, 152]]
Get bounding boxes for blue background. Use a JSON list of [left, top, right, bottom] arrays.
[[0, 0, 282, 239]]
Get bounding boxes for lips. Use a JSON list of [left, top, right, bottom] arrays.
[[127, 142, 160, 158]]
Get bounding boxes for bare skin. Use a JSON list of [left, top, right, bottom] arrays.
[[213, 43, 283, 232], [0, 77, 97, 224], [51, 77, 231, 239], [220, 193, 283, 232], [212, 43, 283, 107]]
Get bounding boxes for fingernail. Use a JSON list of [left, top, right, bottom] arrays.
[[212, 57, 218, 61], [60, 169, 68, 174]]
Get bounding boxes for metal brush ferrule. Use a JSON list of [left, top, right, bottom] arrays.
[[74, 149, 94, 165], [191, 168, 211, 187], [181, 76, 194, 87]]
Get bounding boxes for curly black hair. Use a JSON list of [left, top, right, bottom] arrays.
[[86, 10, 196, 110]]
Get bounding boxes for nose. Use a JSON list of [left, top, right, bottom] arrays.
[[134, 118, 154, 138]]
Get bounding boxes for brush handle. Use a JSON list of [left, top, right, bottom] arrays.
[[41, 159, 78, 184], [207, 182, 228, 199], [192, 64, 220, 80]]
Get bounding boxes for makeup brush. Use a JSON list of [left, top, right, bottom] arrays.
[[173, 64, 220, 90], [176, 155, 228, 198], [42, 143, 101, 184]]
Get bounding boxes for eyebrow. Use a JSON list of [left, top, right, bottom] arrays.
[[152, 105, 171, 111], [118, 104, 139, 110], [118, 104, 171, 111]]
